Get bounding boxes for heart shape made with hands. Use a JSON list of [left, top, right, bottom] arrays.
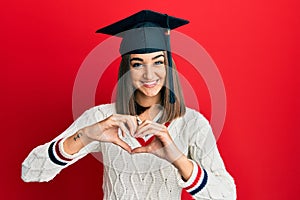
[[118, 121, 170, 150]]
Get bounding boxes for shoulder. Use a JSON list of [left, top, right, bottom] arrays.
[[171, 107, 211, 132], [94, 103, 116, 113], [92, 103, 116, 116], [181, 107, 214, 147], [78, 103, 116, 120], [182, 107, 210, 126], [171, 107, 213, 149], [176, 107, 212, 137]]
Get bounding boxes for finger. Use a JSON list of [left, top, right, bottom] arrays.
[[124, 116, 137, 136], [135, 123, 164, 137], [139, 129, 173, 147], [136, 129, 164, 139], [113, 138, 132, 153], [135, 115, 143, 126], [139, 120, 165, 130], [135, 125, 160, 137], [131, 146, 149, 154], [118, 122, 130, 137], [135, 120, 156, 135], [137, 119, 152, 128]]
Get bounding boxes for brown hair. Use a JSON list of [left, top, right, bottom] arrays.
[[116, 51, 186, 123]]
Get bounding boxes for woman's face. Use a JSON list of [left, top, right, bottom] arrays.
[[130, 51, 166, 102]]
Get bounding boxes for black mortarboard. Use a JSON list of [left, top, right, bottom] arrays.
[[96, 10, 189, 103]]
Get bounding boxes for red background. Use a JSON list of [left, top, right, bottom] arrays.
[[1, 0, 299, 199]]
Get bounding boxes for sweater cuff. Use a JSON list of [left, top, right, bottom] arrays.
[[178, 159, 208, 196], [48, 139, 73, 166], [58, 137, 79, 160]]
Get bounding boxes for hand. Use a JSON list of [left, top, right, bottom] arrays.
[[81, 114, 138, 153], [132, 120, 183, 163]]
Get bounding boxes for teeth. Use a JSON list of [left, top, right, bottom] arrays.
[[144, 81, 156, 85]]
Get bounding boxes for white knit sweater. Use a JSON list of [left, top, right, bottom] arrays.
[[22, 103, 236, 200]]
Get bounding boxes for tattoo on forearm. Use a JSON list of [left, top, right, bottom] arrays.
[[73, 132, 83, 141]]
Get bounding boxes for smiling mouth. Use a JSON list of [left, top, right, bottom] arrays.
[[142, 80, 159, 88]]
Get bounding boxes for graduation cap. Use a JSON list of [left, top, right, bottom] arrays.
[[96, 10, 189, 103]]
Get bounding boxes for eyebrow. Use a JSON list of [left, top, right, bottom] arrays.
[[130, 54, 164, 62]]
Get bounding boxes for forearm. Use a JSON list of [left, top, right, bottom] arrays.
[[21, 106, 105, 182], [190, 146, 236, 200], [63, 129, 94, 155], [172, 154, 193, 181]]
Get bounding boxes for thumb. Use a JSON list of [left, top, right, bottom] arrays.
[[131, 146, 149, 154], [113, 138, 132, 153]]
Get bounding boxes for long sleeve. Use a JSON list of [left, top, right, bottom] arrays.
[[21, 106, 105, 182], [178, 111, 236, 199]]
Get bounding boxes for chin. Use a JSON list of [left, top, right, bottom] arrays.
[[138, 87, 162, 98], [142, 90, 160, 97]]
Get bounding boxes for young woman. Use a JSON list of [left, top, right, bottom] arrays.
[[22, 10, 236, 199]]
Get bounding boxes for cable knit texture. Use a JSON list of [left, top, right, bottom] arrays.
[[22, 103, 236, 199]]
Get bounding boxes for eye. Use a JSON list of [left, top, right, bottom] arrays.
[[132, 63, 143, 68], [154, 61, 164, 66]]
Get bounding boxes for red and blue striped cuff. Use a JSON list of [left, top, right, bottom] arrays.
[[178, 160, 208, 196], [48, 139, 73, 166]]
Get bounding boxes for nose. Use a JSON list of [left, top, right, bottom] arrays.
[[143, 65, 154, 80]]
